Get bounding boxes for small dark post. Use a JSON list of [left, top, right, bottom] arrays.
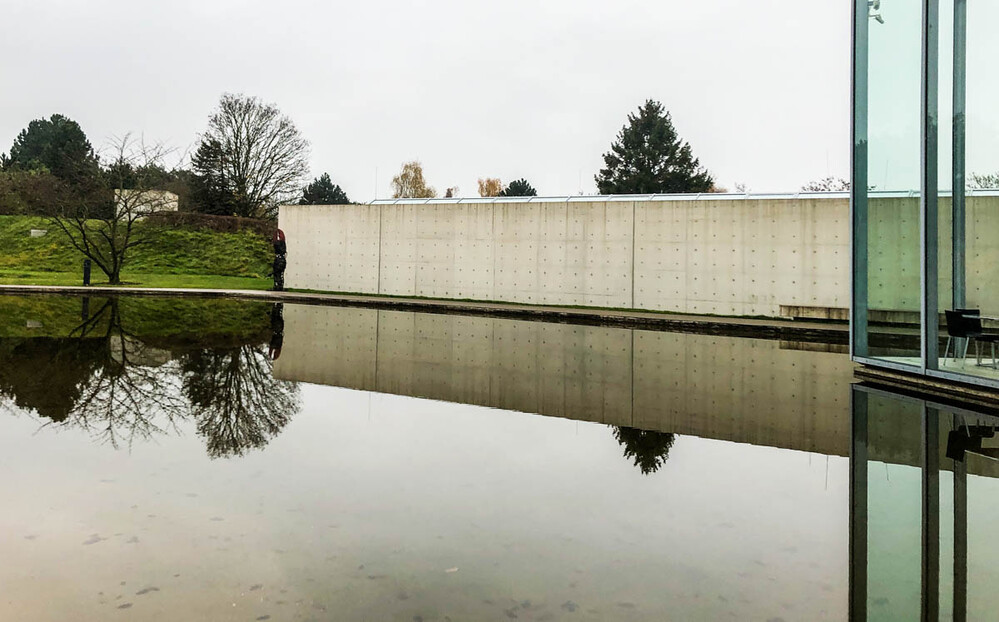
[[83, 259, 92, 286], [81, 297, 90, 322]]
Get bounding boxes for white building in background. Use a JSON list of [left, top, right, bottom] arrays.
[[113, 189, 179, 219]]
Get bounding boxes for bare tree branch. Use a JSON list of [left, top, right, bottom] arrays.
[[193, 94, 310, 219], [49, 134, 176, 284]]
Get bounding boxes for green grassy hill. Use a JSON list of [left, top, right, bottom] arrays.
[[0, 216, 273, 289]]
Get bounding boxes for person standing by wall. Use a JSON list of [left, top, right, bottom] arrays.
[[272, 229, 287, 291]]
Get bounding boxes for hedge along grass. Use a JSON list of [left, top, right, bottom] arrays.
[[0, 215, 273, 281]]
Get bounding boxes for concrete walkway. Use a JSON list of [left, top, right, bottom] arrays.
[[0, 284, 848, 343]]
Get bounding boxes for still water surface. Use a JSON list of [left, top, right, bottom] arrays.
[[0, 295, 995, 621]]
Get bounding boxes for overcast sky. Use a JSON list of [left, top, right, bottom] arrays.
[[0, 0, 851, 199]]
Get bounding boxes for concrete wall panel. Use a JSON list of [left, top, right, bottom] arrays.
[[282, 204, 380, 294], [280, 195, 998, 318]]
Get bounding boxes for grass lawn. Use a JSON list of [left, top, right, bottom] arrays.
[[0, 269, 271, 289], [0, 215, 273, 290]]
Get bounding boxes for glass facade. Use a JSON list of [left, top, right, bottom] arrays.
[[852, 0, 999, 387]]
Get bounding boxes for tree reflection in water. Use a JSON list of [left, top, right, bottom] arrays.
[[56, 298, 188, 449], [612, 426, 677, 475], [0, 297, 299, 457], [0, 337, 102, 422], [181, 344, 298, 459], [3, 297, 680, 473]]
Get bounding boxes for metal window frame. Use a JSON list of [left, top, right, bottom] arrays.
[[953, 0, 968, 310], [850, 0, 991, 388], [850, 0, 869, 360], [922, 0, 940, 375]]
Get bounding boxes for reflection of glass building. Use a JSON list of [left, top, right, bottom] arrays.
[[852, 1, 999, 387], [850, 384, 999, 619]]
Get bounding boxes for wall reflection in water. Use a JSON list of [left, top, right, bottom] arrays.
[[0, 295, 299, 458], [273, 303, 995, 479], [273, 304, 855, 456], [850, 385, 999, 620]]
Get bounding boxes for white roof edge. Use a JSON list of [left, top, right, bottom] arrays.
[[278, 189, 999, 208]]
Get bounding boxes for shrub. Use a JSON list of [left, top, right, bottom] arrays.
[[144, 211, 276, 237], [0, 170, 70, 216]]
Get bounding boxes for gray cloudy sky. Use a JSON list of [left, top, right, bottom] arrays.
[[0, 0, 851, 199]]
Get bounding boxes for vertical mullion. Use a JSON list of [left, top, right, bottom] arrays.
[[851, 0, 870, 360], [922, 0, 940, 371], [953, 457, 968, 622], [849, 387, 869, 620], [953, 0, 967, 309], [922, 406, 941, 622]]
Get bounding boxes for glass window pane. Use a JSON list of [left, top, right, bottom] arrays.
[[865, 393, 923, 619], [859, 0, 924, 366], [936, 1, 999, 382]]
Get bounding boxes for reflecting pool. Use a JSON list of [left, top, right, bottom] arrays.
[[0, 295, 995, 620]]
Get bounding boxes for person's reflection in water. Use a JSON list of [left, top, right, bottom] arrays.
[[269, 303, 284, 360], [612, 426, 676, 474]]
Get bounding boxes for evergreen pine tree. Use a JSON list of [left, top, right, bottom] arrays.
[[595, 100, 713, 195], [7, 114, 100, 188], [300, 172, 350, 205], [190, 139, 236, 215], [499, 178, 537, 197]]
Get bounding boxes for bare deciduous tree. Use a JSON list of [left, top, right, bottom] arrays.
[[50, 134, 174, 284], [193, 93, 310, 219], [969, 172, 999, 189], [801, 176, 851, 192], [477, 178, 503, 197], [391, 161, 436, 198]]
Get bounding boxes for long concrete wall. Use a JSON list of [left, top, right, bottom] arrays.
[[280, 196, 849, 317], [279, 194, 999, 318]]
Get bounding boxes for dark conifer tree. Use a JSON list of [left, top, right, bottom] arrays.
[[595, 100, 713, 195], [498, 178, 538, 197], [190, 139, 236, 215], [299, 172, 350, 205], [6, 114, 100, 186]]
